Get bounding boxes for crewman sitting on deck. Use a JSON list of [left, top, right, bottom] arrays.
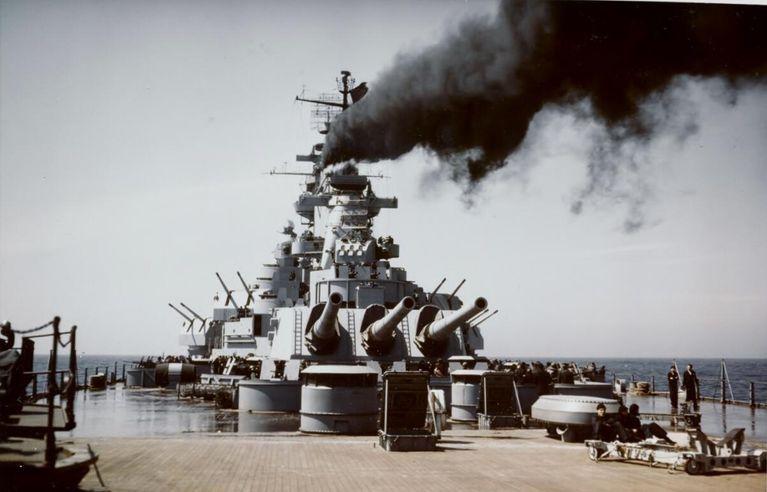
[[592, 403, 629, 442]]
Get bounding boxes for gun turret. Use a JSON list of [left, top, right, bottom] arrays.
[[361, 296, 414, 355], [416, 297, 488, 356], [304, 292, 343, 354]]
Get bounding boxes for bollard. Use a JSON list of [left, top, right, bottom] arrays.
[[122, 363, 126, 382], [84, 368, 89, 391], [751, 382, 756, 408], [651, 375, 655, 393]]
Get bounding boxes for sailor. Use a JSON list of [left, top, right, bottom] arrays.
[[0, 321, 14, 351], [682, 363, 700, 412], [582, 362, 599, 381], [514, 362, 530, 383], [625, 404, 676, 445], [559, 364, 574, 384], [592, 403, 628, 442], [433, 359, 448, 377], [616, 405, 641, 442], [667, 365, 680, 411], [532, 362, 552, 395]]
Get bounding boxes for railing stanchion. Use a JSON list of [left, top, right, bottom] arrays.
[[720, 360, 726, 404], [44, 317, 60, 468], [750, 382, 756, 408]]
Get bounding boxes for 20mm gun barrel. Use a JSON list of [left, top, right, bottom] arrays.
[[416, 297, 488, 356], [361, 296, 415, 355], [304, 292, 343, 354]]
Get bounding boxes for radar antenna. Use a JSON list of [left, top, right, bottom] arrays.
[[295, 71, 367, 133]]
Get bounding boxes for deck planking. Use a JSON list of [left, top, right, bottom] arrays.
[[76, 429, 766, 492]]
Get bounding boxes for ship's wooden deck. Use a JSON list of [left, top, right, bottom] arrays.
[[77, 429, 766, 492], [4, 403, 69, 429]]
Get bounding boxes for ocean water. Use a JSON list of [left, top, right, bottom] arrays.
[[33, 355, 767, 403]]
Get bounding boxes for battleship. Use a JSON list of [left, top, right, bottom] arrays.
[[156, 71, 759, 458], [168, 71, 493, 426]]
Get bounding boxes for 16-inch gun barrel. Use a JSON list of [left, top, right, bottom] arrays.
[[304, 292, 343, 354], [426, 297, 487, 341], [312, 292, 343, 341], [361, 296, 414, 355], [365, 296, 415, 342], [416, 297, 488, 356]]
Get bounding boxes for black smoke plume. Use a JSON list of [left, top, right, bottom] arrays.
[[322, 1, 767, 230]]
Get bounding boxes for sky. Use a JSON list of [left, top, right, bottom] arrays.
[[1, 0, 765, 358]]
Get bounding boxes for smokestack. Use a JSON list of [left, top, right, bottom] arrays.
[[322, 0, 767, 230]]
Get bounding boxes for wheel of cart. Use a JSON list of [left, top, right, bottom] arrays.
[[588, 445, 605, 461], [684, 457, 704, 475], [584, 440, 609, 462]]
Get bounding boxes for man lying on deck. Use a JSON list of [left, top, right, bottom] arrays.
[[621, 403, 676, 445]]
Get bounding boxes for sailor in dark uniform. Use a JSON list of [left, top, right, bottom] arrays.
[[0, 321, 14, 351], [682, 364, 700, 412], [667, 365, 680, 411], [559, 364, 574, 384], [592, 403, 628, 442], [623, 404, 676, 444]]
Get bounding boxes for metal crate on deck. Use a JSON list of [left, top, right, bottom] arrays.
[[476, 371, 527, 429], [378, 371, 438, 452]]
